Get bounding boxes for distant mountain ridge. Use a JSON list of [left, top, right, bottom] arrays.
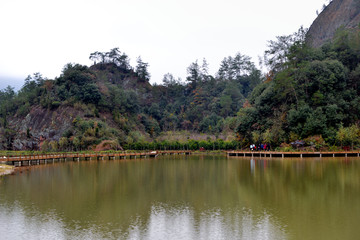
[[307, 0, 360, 48]]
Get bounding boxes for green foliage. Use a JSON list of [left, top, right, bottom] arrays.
[[251, 131, 261, 143], [262, 129, 274, 144], [124, 139, 239, 151], [199, 114, 223, 134], [80, 83, 101, 104], [16, 102, 31, 117], [89, 48, 131, 71], [235, 26, 360, 148], [303, 135, 326, 151], [55, 63, 101, 105], [0, 48, 259, 150], [138, 114, 161, 137], [336, 124, 360, 149], [135, 57, 150, 82], [264, 27, 307, 73], [186, 60, 202, 88]]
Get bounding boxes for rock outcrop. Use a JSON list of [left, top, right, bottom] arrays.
[[307, 0, 360, 48], [7, 106, 78, 150]]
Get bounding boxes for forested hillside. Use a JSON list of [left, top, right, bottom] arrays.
[[0, 48, 261, 151], [238, 26, 360, 149]]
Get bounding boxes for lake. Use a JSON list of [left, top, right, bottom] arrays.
[[0, 154, 359, 239]]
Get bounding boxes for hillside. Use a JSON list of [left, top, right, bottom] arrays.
[[235, 8, 360, 150], [307, 0, 360, 48], [0, 49, 261, 151]]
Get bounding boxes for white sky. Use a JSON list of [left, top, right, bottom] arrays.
[[0, 0, 328, 90]]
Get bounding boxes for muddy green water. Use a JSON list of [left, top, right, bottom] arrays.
[[0, 155, 359, 239]]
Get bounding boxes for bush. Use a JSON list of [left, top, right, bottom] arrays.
[[51, 101, 61, 109]]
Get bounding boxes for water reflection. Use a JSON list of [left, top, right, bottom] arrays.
[[125, 205, 287, 240], [0, 203, 286, 240], [0, 155, 359, 239]]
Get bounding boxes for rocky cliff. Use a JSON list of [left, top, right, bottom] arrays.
[[4, 105, 120, 151], [307, 0, 360, 48], [7, 106, 80, 150]]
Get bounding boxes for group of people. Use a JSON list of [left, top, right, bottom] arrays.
[[250, 143, 270, 151]]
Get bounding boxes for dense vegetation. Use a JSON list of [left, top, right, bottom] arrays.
[[1, 26, 360, 151], [237, 26, 360, 149], [0, 48, 261, 151]]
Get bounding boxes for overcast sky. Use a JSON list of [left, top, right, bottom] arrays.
[[0, 0, 328, 90]]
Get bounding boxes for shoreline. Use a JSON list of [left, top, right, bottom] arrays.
[[0, 164, 15, 176], [1, 150, 360, 170]]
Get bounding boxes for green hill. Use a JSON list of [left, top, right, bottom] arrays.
[[0, 49, 261, 151]]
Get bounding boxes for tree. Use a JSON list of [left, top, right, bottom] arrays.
[[162, 73, 179, 87], [20, 73, 46, 106], [200, 58, 210, 81], [89, 51, 106, 64], [23, 73, 45, 89], [90, 48, 132, 71], [59, 137, 69, 151], [264, 34, 293, 73], [199, 113, 222, 133], [41, 140, 50, 151], [186, 60, 201, 88], [80, 83, 101, 104], [56, 63, 101, 104], [73, 137, 81, 151], [348, 125, 360, 150], [219, 94, 232, 117], [116, 52, 131, 70], [216, 53, 261, 97], [217, 57, 231, 80], [107, 47, 121, 64], [0, 86, 16, 128], [251, 131, 261, 144], [337, 124, 360, 150], [303, 107, 327, 137], [135, 57, 150, 81], [148, 103, 161, 120], [59, 63, 94, 87], [262, 129, 273, 144], [264, 27, 307, 73], [231, 53, 254, 79], [49, 141, 59, 151]]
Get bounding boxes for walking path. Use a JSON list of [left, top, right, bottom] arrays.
[[1, 150, 192, 167], [227, 151, 360, 158]]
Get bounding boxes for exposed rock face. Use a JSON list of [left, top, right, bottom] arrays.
[[307, 0, 360, 48], [7, 106, 77, 150]]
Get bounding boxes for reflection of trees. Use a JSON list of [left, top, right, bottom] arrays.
[[236, 157, 360, 240], [0, 156, 359, 239]]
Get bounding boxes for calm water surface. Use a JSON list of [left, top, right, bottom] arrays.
[[0, 155, 359, 240]]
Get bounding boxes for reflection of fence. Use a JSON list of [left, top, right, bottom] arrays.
[[227, 151, 360, 158], [2, 151, 192, 167]]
